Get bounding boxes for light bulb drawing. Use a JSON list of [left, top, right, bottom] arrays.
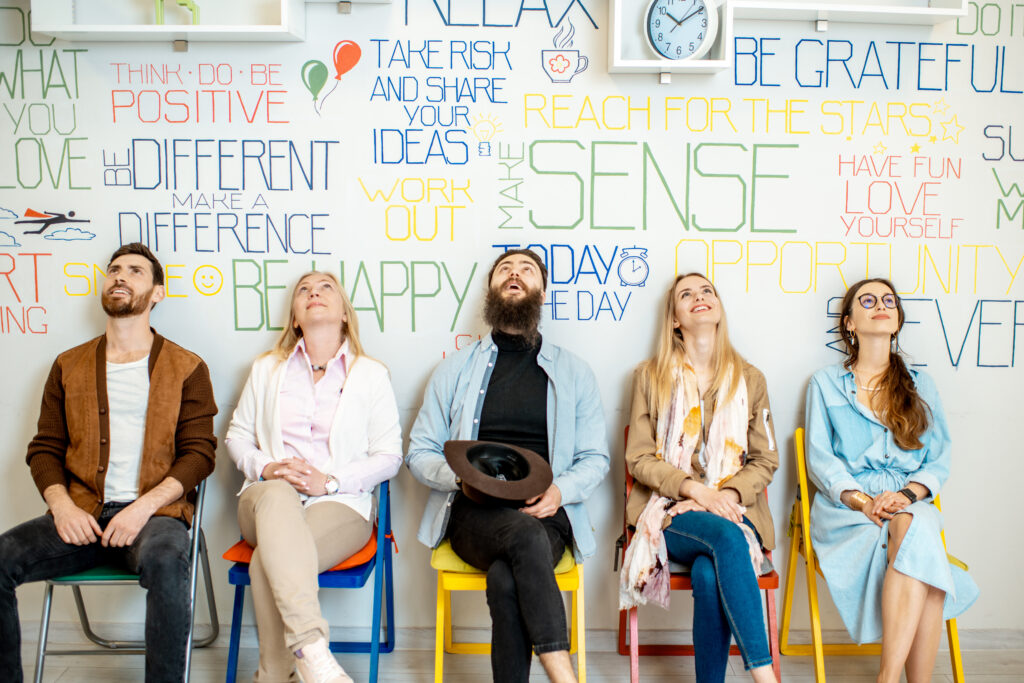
[[471, 114, 503, 157]]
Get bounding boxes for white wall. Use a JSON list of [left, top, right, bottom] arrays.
[[1, 0, 1021, 640]]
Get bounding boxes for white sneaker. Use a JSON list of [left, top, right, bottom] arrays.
[[293, 637, 354, 683]]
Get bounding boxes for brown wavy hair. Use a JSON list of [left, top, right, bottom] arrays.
[[838, 278, 930, 450]]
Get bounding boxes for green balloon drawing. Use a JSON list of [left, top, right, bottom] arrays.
[[301, 60, 329, 101]]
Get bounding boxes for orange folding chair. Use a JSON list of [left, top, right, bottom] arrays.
[[616, 427, 781, 682]]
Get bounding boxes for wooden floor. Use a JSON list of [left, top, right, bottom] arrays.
[[19, 641, 1024, 682]]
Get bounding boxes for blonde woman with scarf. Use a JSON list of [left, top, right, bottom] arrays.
[[619, 273, 779, 683]]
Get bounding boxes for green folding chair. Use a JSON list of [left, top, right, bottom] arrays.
[[32, 479, 219, 683]]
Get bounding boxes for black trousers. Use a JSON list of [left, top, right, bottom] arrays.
[[446, 493, 574, 683], [0, 504, 191, 683]]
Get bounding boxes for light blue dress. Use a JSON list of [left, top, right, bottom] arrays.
[[804, 364, 979, 644]]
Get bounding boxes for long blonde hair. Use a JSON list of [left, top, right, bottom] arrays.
[[271, 271, 365, 361], [641, 273, 745, 413]]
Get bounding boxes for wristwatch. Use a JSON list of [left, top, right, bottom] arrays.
[[897, 487, 917, 503], [324, 474, 340, 495]]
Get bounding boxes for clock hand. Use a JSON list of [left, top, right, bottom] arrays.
[[678, 6, 704, 24]]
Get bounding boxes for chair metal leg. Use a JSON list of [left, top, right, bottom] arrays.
[[569, 588, 578, 654], [33, 583, 55, 683], [779, 529, 801, 655], [442, 584, 453, 653], [434, 573, 446, 683], [947, 617, 965, 683], [71, 585, 146, 650], [766, 586, 781, 681], [225, 584, 246, 683], [616, 608, 629, 656], [804, 544, 826, 681], [194, 531, 220, 648], [575, 568, 586, 683], [383, 535, 396, 653], [184, 541, 201, 682], [628, 607, 639, 683], [369, 553, 384, 683]]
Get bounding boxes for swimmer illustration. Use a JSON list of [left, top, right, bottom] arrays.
[[16, 209, 91, 235]]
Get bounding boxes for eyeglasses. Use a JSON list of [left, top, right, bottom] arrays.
[[857, 292, 898, 309]]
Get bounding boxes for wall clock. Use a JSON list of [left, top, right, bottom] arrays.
[[645, 0, 719, 61]]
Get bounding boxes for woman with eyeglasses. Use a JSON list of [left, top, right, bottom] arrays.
[[805, 278, 978, 683], [620, 273, 778, 683]]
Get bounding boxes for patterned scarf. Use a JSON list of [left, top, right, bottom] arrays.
[[618, 360, 765, 610]]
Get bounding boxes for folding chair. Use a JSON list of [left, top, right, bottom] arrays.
[[33, 479, 219, 683], [223, 480, 396, 683], [431, 539, 586, 683], [779, 427, 966, 682], [616, 426, 781, 683]]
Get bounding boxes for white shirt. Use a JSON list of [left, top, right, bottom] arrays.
[[225, 350, 403, 520], [104, 356, 150, 502]]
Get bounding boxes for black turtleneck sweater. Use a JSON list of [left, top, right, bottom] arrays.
[[477, 330, 549, 462]]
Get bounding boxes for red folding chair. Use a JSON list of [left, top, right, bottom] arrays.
[[616, 426, 781, 682]]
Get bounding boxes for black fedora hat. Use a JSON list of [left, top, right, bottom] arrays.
[[444, 440, 553, 507]]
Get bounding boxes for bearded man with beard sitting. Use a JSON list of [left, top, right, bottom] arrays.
[[0, 243, 217, 683], [406, 249, 609, 683]]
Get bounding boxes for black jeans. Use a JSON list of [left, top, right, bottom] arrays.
[[446, 493, 573, 683], [0, 504, 191, 683]]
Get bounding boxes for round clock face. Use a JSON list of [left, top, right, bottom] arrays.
[[645, 0, 718, 61], [618, 256, 650, 286]]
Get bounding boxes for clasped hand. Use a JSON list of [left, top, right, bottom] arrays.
[[866, 490, 911, 526], [845, 489, 910, 527], [53, 499, 154, 548], [262, 458, 329, 496], [677, 483, 744, 523]]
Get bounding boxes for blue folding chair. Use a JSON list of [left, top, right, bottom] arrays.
[[224, 480, 396, 683]]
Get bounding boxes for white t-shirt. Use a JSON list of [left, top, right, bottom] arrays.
[[104, 356, 150, 502]]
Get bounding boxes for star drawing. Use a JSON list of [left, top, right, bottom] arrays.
[[910, 143, 922, 153], [873, 142, 887, 155], [932, 98, 949, 115], [941, 115, 964, 144]]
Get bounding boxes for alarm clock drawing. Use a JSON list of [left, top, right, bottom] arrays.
[[618, 248, 650, 287], [645, 0, 719, 61]]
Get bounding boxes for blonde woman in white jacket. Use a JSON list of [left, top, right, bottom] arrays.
[[226, 271, 402, 683]]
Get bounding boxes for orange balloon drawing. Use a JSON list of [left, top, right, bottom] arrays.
[[332, 41, 361, 79]]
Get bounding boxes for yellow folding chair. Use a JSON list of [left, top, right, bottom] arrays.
[[430, 539, 585, 683], [779, 427, 966, 682]]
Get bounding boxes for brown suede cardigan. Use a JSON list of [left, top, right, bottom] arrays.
[[625, 361, 779, 550], [26, 332, 217, 527]]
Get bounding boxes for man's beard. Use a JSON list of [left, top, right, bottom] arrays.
[[101, 285, 153, 318], [483, 281, 544, 346]]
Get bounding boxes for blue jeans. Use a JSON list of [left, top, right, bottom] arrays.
[[0, 504, 191, 683], [446, 493, 573, 683], [663, 511, 772, 682]]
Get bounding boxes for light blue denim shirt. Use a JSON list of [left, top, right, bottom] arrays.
[[804, 362, 977, 642], [406, 333, 610, 560], [805, 363, 950, 503]]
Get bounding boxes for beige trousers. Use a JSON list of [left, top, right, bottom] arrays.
[[238, 480, 373, 683]]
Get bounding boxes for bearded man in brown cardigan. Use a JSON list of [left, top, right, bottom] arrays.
[[0, 243, 217, 683]]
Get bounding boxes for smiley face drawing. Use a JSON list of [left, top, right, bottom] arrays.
[[193, 265, 224, 296]]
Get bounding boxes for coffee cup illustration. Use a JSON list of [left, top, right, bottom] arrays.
[[541, 49, 588, 83]]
